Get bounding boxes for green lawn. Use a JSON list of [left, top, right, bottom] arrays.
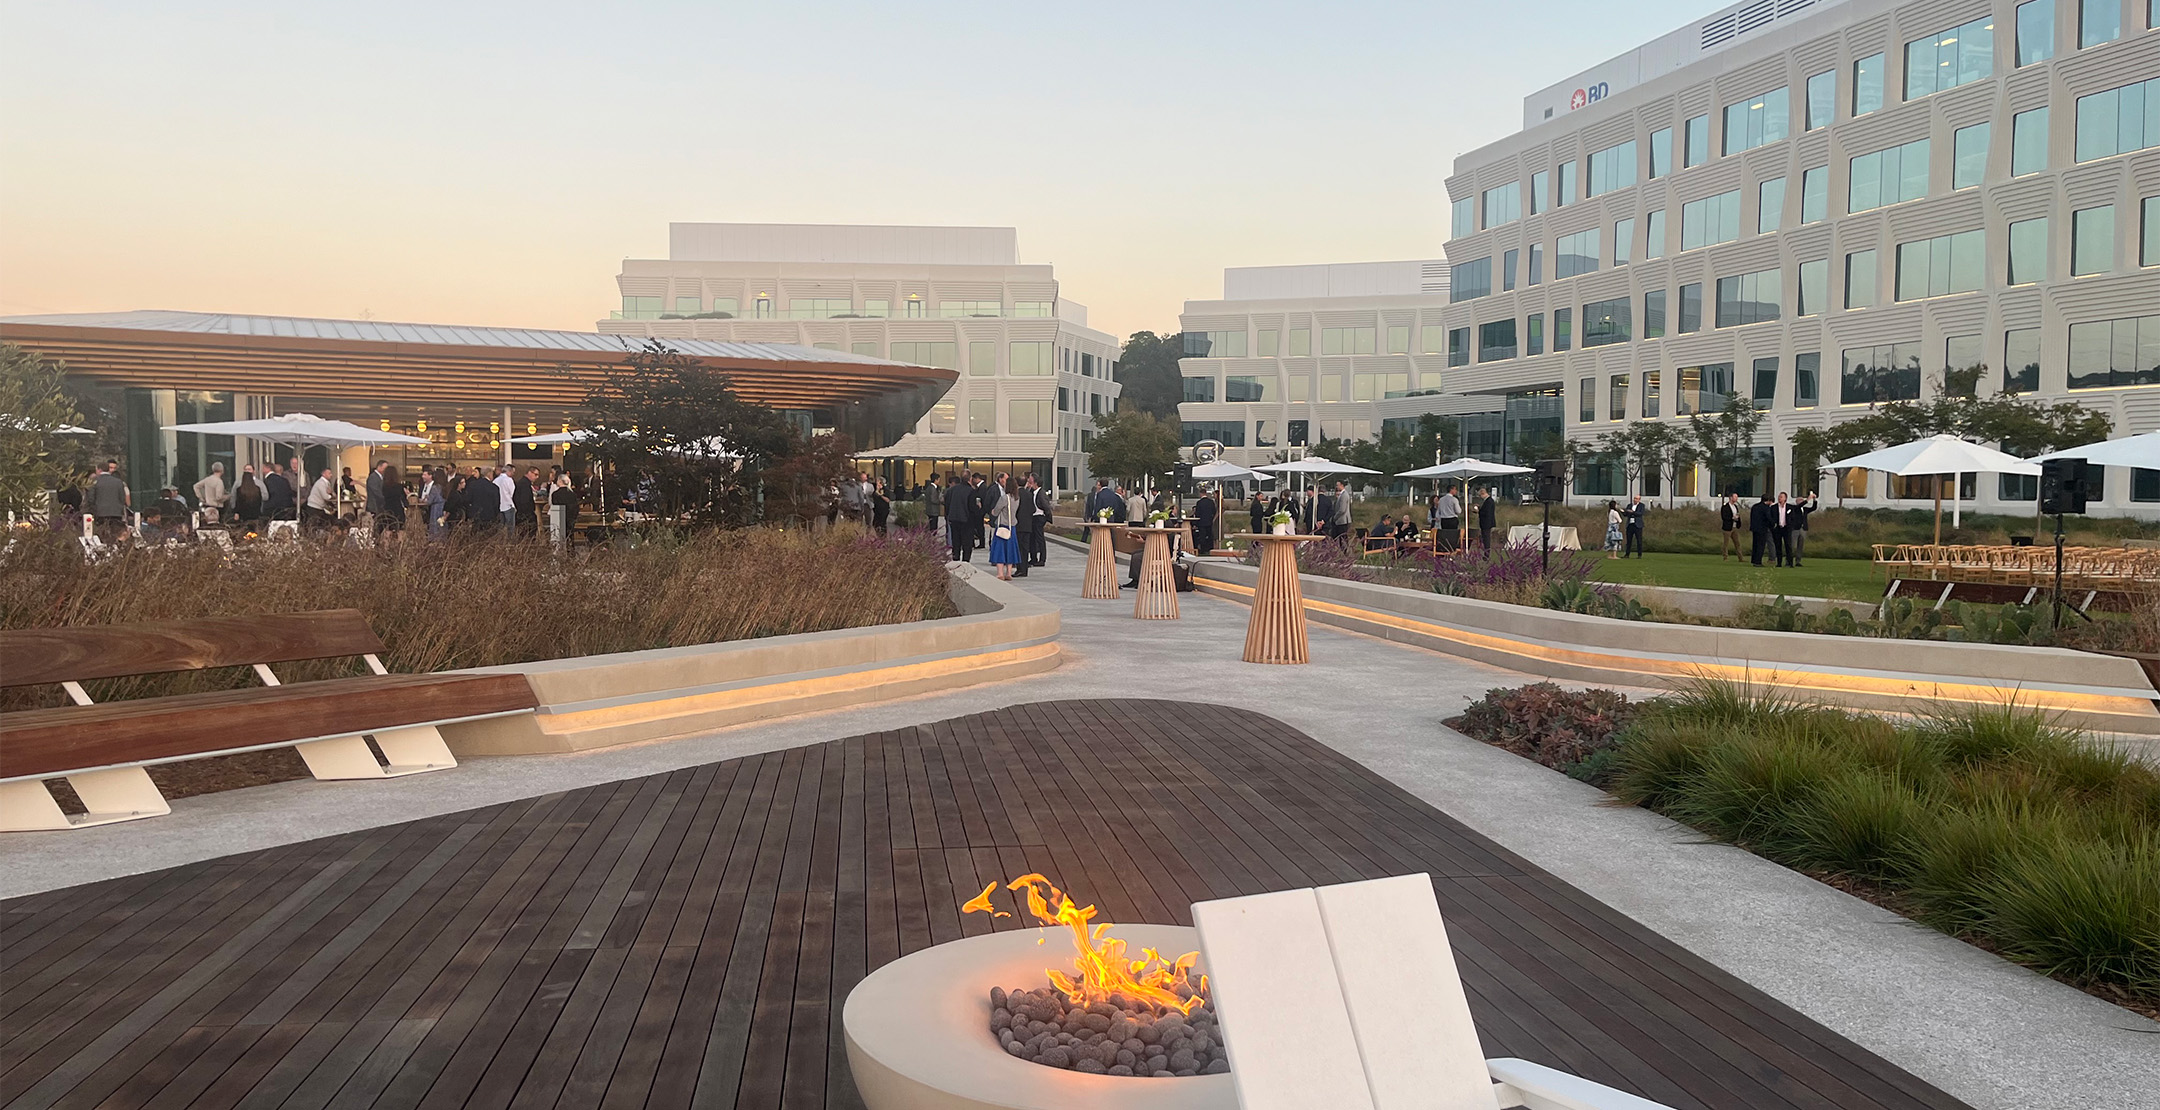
[[1590, 552, 1885, 601]]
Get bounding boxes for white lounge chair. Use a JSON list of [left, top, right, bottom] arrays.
[[1192, 873, 1676, 1110]]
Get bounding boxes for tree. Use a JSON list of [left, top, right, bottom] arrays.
[[764, 429, 859, 527], [1087, 410, 1181, 484], [1511, 430, 1586, 492], [1113, 331, 1186, 418], [1597, 420, 1697, 505], [1688, 394, 1765, 497], [1409, 414, 1461, 468], [580, 340, 795, 525], [0, 344, 88, 517]]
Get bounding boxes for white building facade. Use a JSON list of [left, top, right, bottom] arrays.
[[1440, 0, 2160, 511], [1175, 261, 1523, 470], [599, 223, 1122, 492]]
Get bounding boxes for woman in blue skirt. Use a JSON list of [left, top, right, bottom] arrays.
[[987, 473, 1021, 580]]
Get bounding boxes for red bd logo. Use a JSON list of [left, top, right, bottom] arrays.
[[1570, 88, 1588, 110]]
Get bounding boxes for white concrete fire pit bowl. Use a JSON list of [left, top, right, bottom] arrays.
[[843, 924, 1237, 1110]]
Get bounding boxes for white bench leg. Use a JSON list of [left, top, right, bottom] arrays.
[[370, 725, 457, 776], [0, 781, 76, 831], [296, 735, 390, 779]]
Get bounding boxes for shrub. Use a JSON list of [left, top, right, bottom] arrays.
[[0, 525, 955, 710], [1455, 682, 1638, 777]]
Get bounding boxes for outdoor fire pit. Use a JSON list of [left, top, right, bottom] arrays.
[[842, 875, 1237, 1110]]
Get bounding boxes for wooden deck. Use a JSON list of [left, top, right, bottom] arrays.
[[0, 700, 1971, 1110]]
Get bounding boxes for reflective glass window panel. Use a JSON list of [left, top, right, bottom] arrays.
[[2145, 195, 2159, 265], [1684, 114, 1711, 166], [1587, 141, 1638, 196], [1794, 352, 1820, 407], [1649, 128, 1673, 177], [1679, 283, 1703, 333], [968, 340, 996, 376], [2005, 327, 2042, 392], [1644, 370, 1662, 417], [1680, 190, 1743, 249], [1841, 343, 1924, 403], [1556, 161, 1579, 207], [2013, 107, 2050, 174], [1450, 257, 1493, 302], [1387, 325, 1410, 354], [1582, 297, 1631, 347], [1798, 258, 1828, 314], [2068, 314, 2160, 388], [1529, 244, 1544, 285], [1854, 52, 1886, 115], [1483, 182, 1522, 228], [1849, 138, 1931, 212], [1905, 16, 1995, 100], [1554, 308, 1573, 352], [1503, 248, 1519, 291], [1448, 327, 1471, 367], [1953, 123, 1990, 188], [1451, 196, 1475, 238], [1644, 289, 1667, 338], [1257, 329, 1279, 356], [1556, 228, 1601, 278], [1580, 378, 1596, 423], [1722, 87, 1790, 153], [2081, 0, 2121, 46], [1758, 177, 1786, 233], [1645, 209, 1667, 258], [1801, 165, 1828, 223], [1846, 249, 1878, 308], [1527, 313, 1545, 355], [2073, 205, 2115, 274], [1752, 357, 1779, 407], [1182, 376, 1217, 403], [1479, 318, 1518, 361], [1531, 170, 1551, 214], [968, 398, 996, 433], [1893, 229, 1987, 300], [1610, 375, 1630, 421], [1806, 69, 1836, 128], [2074, 78, 2160, 162], [2008, 216, 2049, 283], [1288, 328, 1310, 356], [1614, 218, 1635, 264], [2018, 0, 2056, 63], [1714, 268, 1782, 327]]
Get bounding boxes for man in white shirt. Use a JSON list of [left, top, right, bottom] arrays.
[[304, 468, 337, 532], [1434, 489, 1461, 551], [192, 462, 229, 524], [494, 467, 517, 531]]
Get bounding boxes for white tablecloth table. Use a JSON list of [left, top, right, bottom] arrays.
[[1506, 524, 1581, 550]]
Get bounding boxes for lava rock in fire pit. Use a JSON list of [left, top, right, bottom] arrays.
[[990, 986, 1230, 1079]]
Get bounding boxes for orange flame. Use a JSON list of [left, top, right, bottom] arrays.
[[963, 873, 1204, 1015]]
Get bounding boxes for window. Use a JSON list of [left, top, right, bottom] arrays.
[[1801, 165, 1828, 222], [1322, 326, 1377, 355], [2018, 0, 2056, 63], [1806, 69, 1836, 128], [1849, 138, 1931, 211], [2074, 205, 2116, 274], [1679, 283, 1703, 333], [940, 300, 1000, 317], [1554, 308, 1573, 352], [1321, 374, 1343, 400], [1649, 127, 1673, 177], [788, 297, 853, 318], [1946, 335, 1985, 387], [1798, 258, 1829, 314], [1846, 250, 1878, 308], [1257, 329, 1279, 356], [1758, 177, 1786, 233], [671, 295, 700, 315], [1795, 352, 1820, 408], [1716, 269, 1783, 327], [2013, 107, 2050, 174], [1009, 341, 1053, 376], [2146, 195, 2160, 265], [1675, 363, 1734, 415], [1841, 343, 1923, 403], [1288, 375, 1311, 402], [1421, 326, 1446, 355], [1184, 330, 1248, 357], [1483, 182, 1522, 228], [1953, 123, 1990, 188], [1531, 170, 1551, 214], [1644, 289, 1667, 338], [1289, 328, 1310, 356], [852, 341, 878, 357], [1009, 399, 1052, 434], [1450, 257, 1493, 302], [2075, 78, 2160, 161], [1644, 371, 1662, 417], [1479, 319, 1518, 361], [1556, 228, 1601, 278], [1681, 190, 1743, 249], [1255, 421, 1279, 448], [1583, 297, 1632, 347], [2009, 217, 2050, 283], [2081, 0, 2121, 46], [1556, 161, 1579, 207], [1906, 16, 1995, 100], [1751, 358, 1779, 407], [1183, 376, 1217, 402], [2006, 327, 2043, 392], [1451, 196, 1475, 238], [1610, 376, 1631, 421], [1587, 141, 1638, 196], [2069, 314, 2160, 388], [1684, 114, 1711, 166], [928, 401, 955, 433], [1527, 313, 1546, 356], [1353, 374, 1376, 401], [857, 298, 884, 318], [968, 340, 996, 376], [1387, 325, 1410, 354], [889, 341, 959, 369], [1180, 420, 1247, 447], [1645, 209, 1667, 258], [1448, 327, 1470, 367], [1854, 53, 1886, 115], [1723, 87, 1790, 153], [1580, 378, 1596, 423], [968, 398, 996, 433], [620, 295, 661, 319], [1528, 244, 1544, 285], [1503, 248, 1520, 291], [1896, 230, 1986, 300]]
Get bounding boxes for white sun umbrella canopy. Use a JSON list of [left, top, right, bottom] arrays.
[[1396, 458, 1535, 480], [1826, 433, 2040, 538], [1190, 461, 1270, 481], [3, 416, 96, 435], [164, 413, 427, 448], [2033, 431, 2160, 470]]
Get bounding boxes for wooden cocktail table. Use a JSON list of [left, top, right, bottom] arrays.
[[1230, 533, 1325, 663], [1079, 521, 1122, 599], [1133, 526, 1180, 620]]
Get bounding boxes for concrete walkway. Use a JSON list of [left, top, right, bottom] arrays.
[[4, 542, 2154, 1109]]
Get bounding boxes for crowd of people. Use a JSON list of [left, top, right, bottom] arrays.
[[909, 470, 1051, 582]]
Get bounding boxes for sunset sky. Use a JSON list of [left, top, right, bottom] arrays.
[[1, 0, 1710, 342]]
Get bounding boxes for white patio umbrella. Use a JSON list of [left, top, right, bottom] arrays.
[[1255, 458, 1381, 535], [164, 413, 427, 449], [2032, 431, 2160, 470], [1826, 434, 2039, 541], [1397, 458, 1535, 551], [1189, 461, 1270, 550], [3, 416, 95, 435]]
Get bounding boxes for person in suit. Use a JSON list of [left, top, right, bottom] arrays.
[[970, 472, 997, 550], [944, 471, 977, 562], [1249, 490, 1267, 534], [515, 467, 539, 538], [1788, 491, 1820, 566], [1193, 488, 1218, 554], [1017, 472, 1049, 575], [1770, 491, 1797, 566], [1748, 492, 1775, 565], [1475, 486, 1497, 551], [1718, 493, 1743, 560], [261, 465, 295, 521], [924, 474, 944, 545], [1434, 488, 1461, 552], [1329, 481, 1352, 540], [1622, 494, 1647, 557]]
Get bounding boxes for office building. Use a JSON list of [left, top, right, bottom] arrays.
[[1440, 0, 2160, 511], [600, 223, 1123, 492], [1175, 261, 1523, 470]]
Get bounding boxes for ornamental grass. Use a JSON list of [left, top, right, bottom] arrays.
[[0, 525, 954, 711]]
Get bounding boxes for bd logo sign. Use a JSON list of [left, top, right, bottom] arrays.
[[1569, 82, 1610, 110]]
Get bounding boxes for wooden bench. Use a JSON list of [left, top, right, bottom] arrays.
[[0, 609, 538, 832]]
